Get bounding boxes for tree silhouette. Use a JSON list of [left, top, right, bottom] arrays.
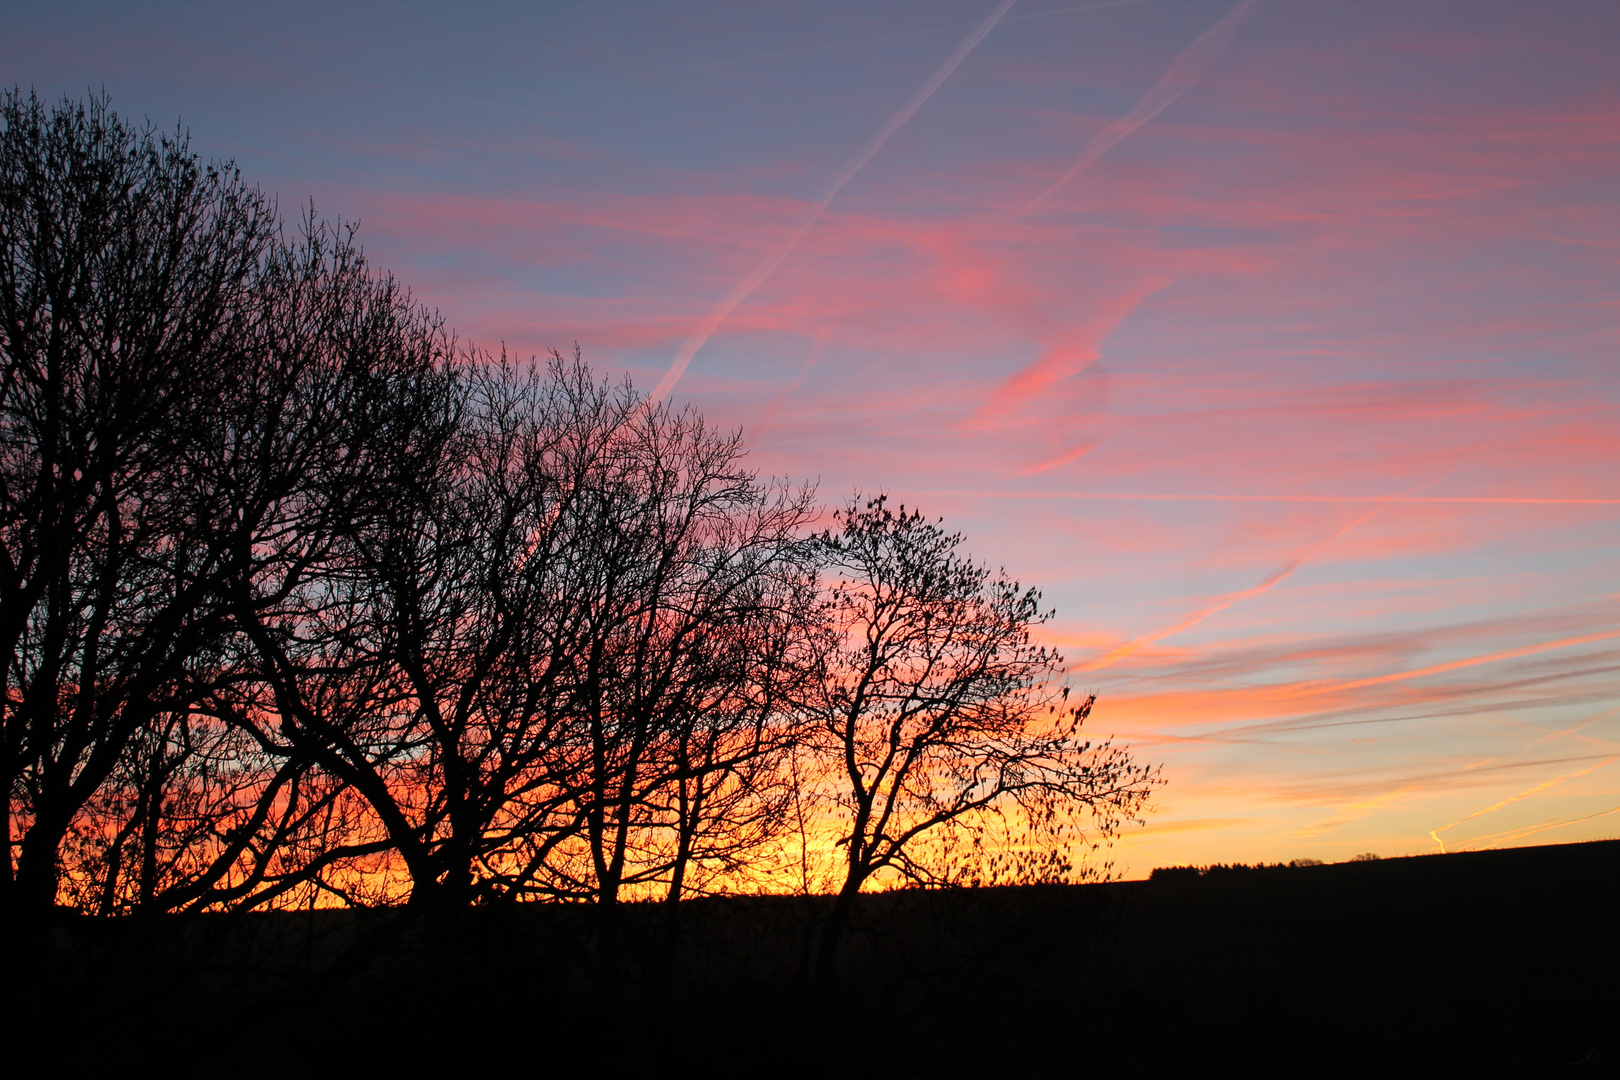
[[224, 351, 814, 921], [525, 396, 814, 912], [803, 496, 1159, 991], [201, 215, 465, 911], [0, 89, 278, 913], [2, 88, 477, 914]]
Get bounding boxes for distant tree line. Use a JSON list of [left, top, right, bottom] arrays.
[[1146, 853, 1410, 882], [1, 91, 1158, 975]]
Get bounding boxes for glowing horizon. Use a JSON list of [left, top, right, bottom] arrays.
[[9, 0, 1617, 877]]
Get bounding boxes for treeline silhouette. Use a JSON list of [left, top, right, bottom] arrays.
[[1151, 861, 1315, 880], [1, 86, 1156, 986]]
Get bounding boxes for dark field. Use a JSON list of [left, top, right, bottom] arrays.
[[11, 838, 1618, 1078]]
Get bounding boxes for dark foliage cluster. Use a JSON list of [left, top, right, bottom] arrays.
[[2, 91, 1158, 985], [1149, 859, 1329, 880]]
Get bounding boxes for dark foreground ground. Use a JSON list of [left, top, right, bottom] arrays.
[[9, 838, 1618, 1078]]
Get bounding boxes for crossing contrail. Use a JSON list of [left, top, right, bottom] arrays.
[[1022, 0, 1265, 215], [1428, 755, 1618, 853], [649, 0, 1018, 403]]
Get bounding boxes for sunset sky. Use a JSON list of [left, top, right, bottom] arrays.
[[10, 0, 1618, 875]]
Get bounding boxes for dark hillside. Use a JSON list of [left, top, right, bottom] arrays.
[[11, 839, 1617, 1078], [785, 839, 1620, 1076], [1088, 840, 1620, 1076]]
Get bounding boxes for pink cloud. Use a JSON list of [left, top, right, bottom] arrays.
[[970, 274, 1171, 424]]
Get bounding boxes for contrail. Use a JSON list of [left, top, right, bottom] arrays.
[[1451, 801, 1620, 850], [1328, 629, 1620, 695], [1427, 756, 1617, 853], [1022, 0, 1265, 215], [753, 325, 831, 436], [1078, 505, 1382, 672], [916, 490, 1620, 506], [649, 0, 1018, 403]]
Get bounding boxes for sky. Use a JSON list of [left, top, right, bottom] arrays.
[[7, 0, 1619, 876]]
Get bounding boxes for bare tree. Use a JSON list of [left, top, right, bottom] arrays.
[[0, 87, 474, 915], [214, 259, 480, 914], [141, 210, 463, 914], [0, 89, 279, 913], [803, 495, 1159, 991], [224, 352, 665, 914], [653, 561, 815, 909], [219, 345, 818, 927], [528, 400, 816, 913]]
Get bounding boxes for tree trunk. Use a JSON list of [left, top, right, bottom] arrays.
[[12, 802, 73, 911], [652, 848, 690, 1003], [810, 871, 865, 999], [595, 889, 625, 1004]]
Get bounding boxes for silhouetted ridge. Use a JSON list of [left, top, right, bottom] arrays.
[[8, 837, 1617, 1076]]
